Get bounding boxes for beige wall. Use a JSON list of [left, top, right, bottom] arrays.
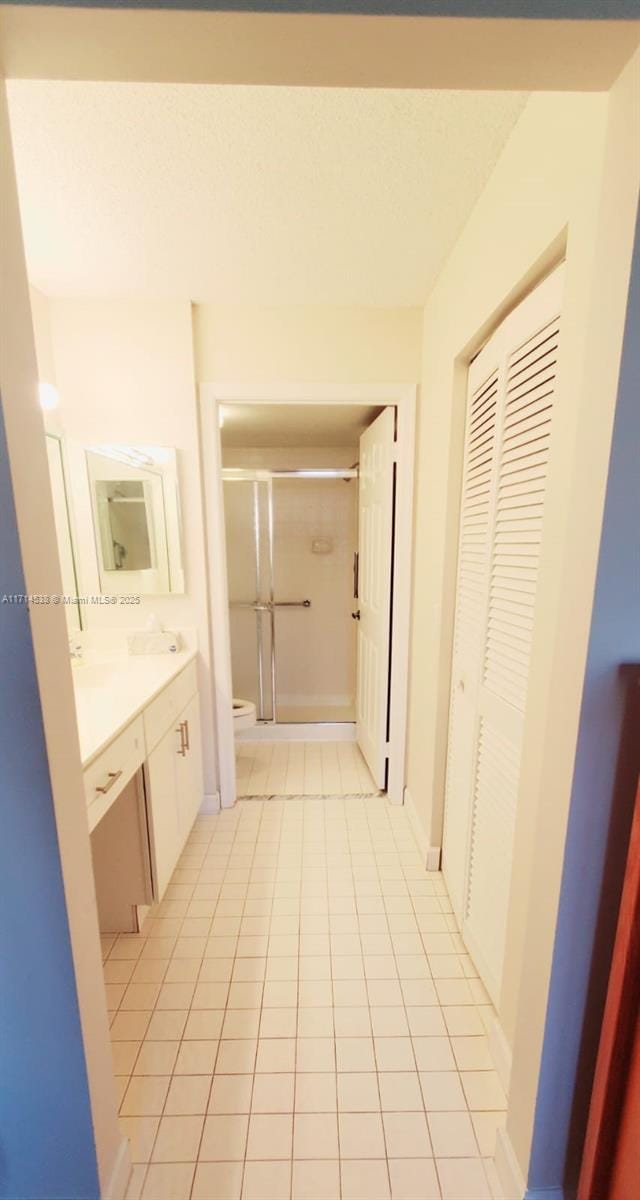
[[194, 304, 422, 383], [405, 70, 639, 1185], [40, 297, 218, 797]]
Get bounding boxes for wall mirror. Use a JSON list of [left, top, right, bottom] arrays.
[[86, 445, 185, 595]]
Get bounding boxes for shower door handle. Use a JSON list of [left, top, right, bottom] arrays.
[[272, 600, 311, 609]]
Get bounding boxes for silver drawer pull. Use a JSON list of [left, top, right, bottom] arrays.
[[95, 769, 123, 795], [183, 718, 190, 751], [177, 721, 187, 756]]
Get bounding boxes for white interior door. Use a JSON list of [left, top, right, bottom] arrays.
[[356, 407, 395, 789], [442, 265, 564, 1004]]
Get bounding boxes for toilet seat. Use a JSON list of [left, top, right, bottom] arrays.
[[233, 698, 257, 732]]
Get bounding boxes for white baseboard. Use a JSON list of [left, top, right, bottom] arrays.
[[426, 845, 442, 871], [488, 1009, 513, 1096], [403, 787, 441, 871], [494, 1127, 527, 1200], [103, 1136, 132, 1200], [238, 723, 356, 742], [200, 791, 221, 814]]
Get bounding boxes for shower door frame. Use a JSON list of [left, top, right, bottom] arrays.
[[200, 382, 417, 809], [223, 466, 360, 728]]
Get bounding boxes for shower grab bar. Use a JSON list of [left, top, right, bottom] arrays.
[[230, 599, 311, 610]]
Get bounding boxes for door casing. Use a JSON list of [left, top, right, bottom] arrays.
[[199, 382, 416, 807]]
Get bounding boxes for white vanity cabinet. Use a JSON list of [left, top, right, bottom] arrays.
[[81, 654, 204, 923], [143, 662, 202, 901]]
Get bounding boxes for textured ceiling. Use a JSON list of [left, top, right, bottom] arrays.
[[220, 403, 383, 447], [7, 82, 527, 305]]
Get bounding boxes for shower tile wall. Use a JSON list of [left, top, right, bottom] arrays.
[[273, 476, 357, 722]]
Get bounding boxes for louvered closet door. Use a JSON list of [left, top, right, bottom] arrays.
[[443, 265, 564, 1006], [442, 352, 500, 923]]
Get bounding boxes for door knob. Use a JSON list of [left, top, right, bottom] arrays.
[[351, 610, 361, 620]]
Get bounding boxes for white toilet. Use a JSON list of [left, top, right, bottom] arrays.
[[233, 698, 257, 732]]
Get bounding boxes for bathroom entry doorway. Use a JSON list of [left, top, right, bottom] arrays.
[[200, 385, 416, 807]]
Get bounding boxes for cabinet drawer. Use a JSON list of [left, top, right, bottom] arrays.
[[143, 660, 198, 752], [85, 716, 145, 833]]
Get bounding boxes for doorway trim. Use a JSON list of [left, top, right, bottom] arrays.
[[199, 381, 417, 807]]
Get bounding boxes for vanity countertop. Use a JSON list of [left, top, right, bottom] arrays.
[[73, 649, 197, 768]]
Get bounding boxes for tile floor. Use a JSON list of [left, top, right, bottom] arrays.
[[235, 741, 378, 798], [103, 794, 507, 1200]]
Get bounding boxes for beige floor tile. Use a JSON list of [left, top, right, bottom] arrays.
[[246, 1112, 293, 1159], [242, 1159, 292, 1200], [152, 1114, 204, 1162], [379, 1072, 425, 1112], [337, 1036, 376, 1072], [216, 1039, 258, 1074], [199, 1113, 249, 1161], [105, 959, 136, 985], [427, 1112, 478, 1158], [132, 959, 169, 984], [121, 1075, 170, 1117], [251, 1072, 295, 1113], [338, 1071, 380, 1111], [293, 1111, 339, 1159], [209, 1074, 253, 1114], [294, 1072, 337, 1112], [388, 1158, 441, 1199], [163, 958, 201, 984], [185, 1010, 225, 1040], [339, 1111, 386, 1158], [146, 1011, 188, 1041], [412, 1038, 456, 1072], [156, 982, 196, 1011], [442, 1007, 484, 1037], [110, 1012, 151, 1042], [371, 1008, 410, 1037], [470, 1111, 505, 1157], [140, 1162, 195, 1200], [341, 1159, 390, 1200], [124, 1163, 146, 1200], [255, 1038, 296, 1073], [134, 1041, 179, 1077], [436, 1157, 491, 1199], [374, 1038, 415, 1072], [112, 1041, 140, 1076], [174, 1040, 218, 1075], [119, 1115, 160, 1163], [191, 1161, 243, 1200], [292, 1159, 340, 1200], [297, 1007, 334, 1037], [383, 1112, 433, 1159], [296, 1037, 335, 1072], [222, 1009, 261, 1039], [420, 1072, 467, 1112], [460, 1071, 507, 1111], [164, 1075, 211, 1115], [199, 957, 234, 982], [334, 1007, 371, 1037], [450, 1037, 493, 1072], [406, 1008, 447, 1037]]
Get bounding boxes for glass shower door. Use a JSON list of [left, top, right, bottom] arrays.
[[222, 472, 275, 721]]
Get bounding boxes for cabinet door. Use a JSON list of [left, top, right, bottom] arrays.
[[177, 693, 204, 840], [145, 723, 181, 901]]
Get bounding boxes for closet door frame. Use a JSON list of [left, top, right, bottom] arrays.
[[443, 265, 565, 1005]]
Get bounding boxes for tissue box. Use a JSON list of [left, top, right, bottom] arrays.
[[127, 631, 182, 655]]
